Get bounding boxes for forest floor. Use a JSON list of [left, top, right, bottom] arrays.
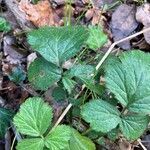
[[0, 0, 150, 150]]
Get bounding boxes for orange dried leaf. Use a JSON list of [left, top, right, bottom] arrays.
[[19, 0, 62, 27]]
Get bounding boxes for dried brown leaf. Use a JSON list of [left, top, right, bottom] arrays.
[[85, 8, 105, 25], [136, 3, 150, 27], [3, 36, 25, 64], [92, 0, 116, 8], [136, 3, 150, 45], [19, 0, 62, 27], [110, 4, 138, 50]]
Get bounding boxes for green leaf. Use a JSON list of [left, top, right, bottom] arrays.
[[68, 129, 95, 150], [66, 64, 95, 79], [31, 0, 39, 4], [65, 64, 96, 93], [81, 78, 104, 95], [62, 77, 76, 94], [105, 50, 150, 114], [81, 100, 120, 133], [28, 26, 88, 66], [28, 58, 61, 90], [0, 108, 14, 138], [86, 26, 107, 50], [52, 87, 67, 101], [0, 17, 11, 32], [8, 67, 26, 84], [16, 138, 44, 150], [107, 128, 118, 141], [120, 115, 149, 140], [45, 125, 71, 150], [13, 97, 53, 137]]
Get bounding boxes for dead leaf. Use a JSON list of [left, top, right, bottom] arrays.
[[19, 0, 62, 27], [132, 38, 150, 50], [92, 0, 116, 8], [85, 8, 106, 25], [143, 27, 150, 45], [136, 3, 150, 45], [119, 139, 133, 150], [136, 3, 150, 27], [2, 81, 29, 109], [141, 134, 150, 149], [110, 4, 138, 50], [3, 36, 25, 64], [62, 59, 74, 69]]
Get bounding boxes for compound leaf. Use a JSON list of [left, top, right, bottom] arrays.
[[45, 125, 71, 150], [13, 97, 53, 137], [28, 26, 88, 66], [81, 100, 121, 133], [120, 115, 149, 140], [28, 58, 61, 90], [16, 138, 44, 150]]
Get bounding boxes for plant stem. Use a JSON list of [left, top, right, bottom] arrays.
[[82, 127, 92, 136], [51, 27, 150, 131]]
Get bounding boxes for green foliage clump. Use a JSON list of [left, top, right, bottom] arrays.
[[86, 26, 108, 50], [13, 97, 95, 150], [81, 50, 150, 140], [12, 24, 150, 149], [0, 17, 11, 32]]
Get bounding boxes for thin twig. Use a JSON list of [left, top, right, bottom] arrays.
[[51, 27, 150, 131], [52, 85, 86, 130], [10, 135, 17, 150], [137, 139, 147, 150]]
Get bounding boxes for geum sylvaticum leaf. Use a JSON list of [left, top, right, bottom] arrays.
[[105, 50, 150, 114], [28, 58, 61, 90], [81, 100, 121, 133], [28, 26, 88, 66], [68, 129, 96, 150], [120, 115, 149, 140], [13, 97, 53, 137]]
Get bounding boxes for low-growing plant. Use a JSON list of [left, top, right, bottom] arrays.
[[0, 17, 11, 32], [81, 50, 150, 140], [11, 25, 150, 149], [13, 97, 95, 150]]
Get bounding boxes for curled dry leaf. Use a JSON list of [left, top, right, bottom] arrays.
[[19, 0, 62, 27], [136, 3, 150, 45], [110, 4, 138, 50]]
